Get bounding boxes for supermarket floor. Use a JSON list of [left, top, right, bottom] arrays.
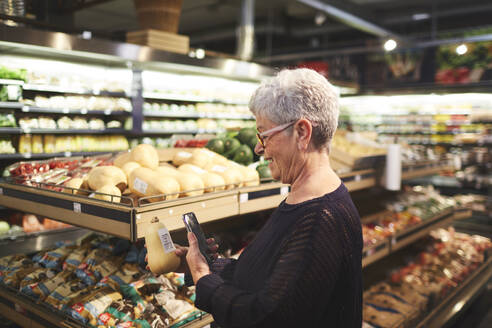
[[450, 278, 492, 328]]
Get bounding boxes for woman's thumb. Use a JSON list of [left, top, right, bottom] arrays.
[[187, 232, 197, 245]]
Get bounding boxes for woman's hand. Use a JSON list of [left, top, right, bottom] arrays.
[[186, 232, 216, 284]]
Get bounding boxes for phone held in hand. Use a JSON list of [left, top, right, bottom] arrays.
[[182, 212, 214, 266]]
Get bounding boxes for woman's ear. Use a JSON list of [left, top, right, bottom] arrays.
[[295, 119, 312, 151]]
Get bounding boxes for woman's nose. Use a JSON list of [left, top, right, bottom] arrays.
[[254, 141, 264, 155]]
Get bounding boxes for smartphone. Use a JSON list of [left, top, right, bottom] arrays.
[[182, 212, 214, 266]]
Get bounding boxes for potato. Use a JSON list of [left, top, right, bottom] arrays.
[[129, 167, 180, 202], [94, 184, 121, 202], [87, 166, 127, 191], [130, 144, 159, 169]]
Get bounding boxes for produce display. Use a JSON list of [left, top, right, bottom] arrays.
[[0, 233, 205, 327], [143, 118, 255, 132], [362, 228, 492, 328], [0, 138, 15, 154], [0, 212, 71, 238], [143, 102, 251, 117], [7, 143, 260, 203], [0, 85, 22, 101], [362, 186, 457, 248], [17, 135, 129, 154], [0, 65, 27, 81], [18, 116, 122, 130], [23, 95, 132, 112]]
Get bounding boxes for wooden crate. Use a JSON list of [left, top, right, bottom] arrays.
[[127, 29, 189, 54]]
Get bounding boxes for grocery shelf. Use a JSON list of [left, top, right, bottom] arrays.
[[0, 78, 24, 85], [361, 209, 473, 268], [416, 255, 492, 328], [359, 80, 492, 94], [238, 182, 289, 214], [402, 161, 453, 180], [22, 83, 129, 97], [143, 91, 248, 105], [0, 151, 112, 160], [21, 106, 132, 116], [144, 111, 254, 120], [0, 283, 213, 328], [142, 129, 225, 135], [407, 141, 491, 147], [340, 169, 376, 191], [0, 127, 129, 134], [0, 227, 89, 257], [0, 101, 23, 109]]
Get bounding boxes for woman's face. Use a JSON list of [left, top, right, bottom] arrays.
[[255, 115, 296, 183]]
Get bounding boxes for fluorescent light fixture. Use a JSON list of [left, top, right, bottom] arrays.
[[195, 48, 205, 59], [412, 13, 430, 21], [456, 44, 468, 55], [384, 39, 397, 51]]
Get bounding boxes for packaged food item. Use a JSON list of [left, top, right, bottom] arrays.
[[75, 248, 113, 285], [97, 299, 139, 326], [38, 244, 76, 269], [45, 278, 89, 309], [97, 263, 143, 292], [1, 257, 37, 288], [63, 246, 90, 271], [19, 267, 57, 289], [22, 270, 76, 301], [68, 286, 122, 326], [120, 276, 163, 317]]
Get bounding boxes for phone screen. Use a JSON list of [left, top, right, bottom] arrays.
[[182, 212, 214, 265]]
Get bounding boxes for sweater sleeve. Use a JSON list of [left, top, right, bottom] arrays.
[[185, 257, 237, 286], [194, 210, 343, 328]]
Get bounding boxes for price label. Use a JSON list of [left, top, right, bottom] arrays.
[[133, 177, 148, 194], [63, 108, 69, 114], [73, 202, 81, 213], [22, 106, 29, 112], [81, 109, 88, 114], [23, 128, 31, 134], [239, 193, 249, 203], [280, 186, 289, 195], [24, 153, 32, 159], [158, 227, 176, 253], [64, 152, 72, 157], [391, 237, 397, 246], [366, 248, 375, 256], [354, 175, 361, 182], [0, 187, 3, 195], [104, 109, 111, 115]]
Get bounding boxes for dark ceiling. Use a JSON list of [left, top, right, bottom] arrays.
[[19, 0, 492, 65]]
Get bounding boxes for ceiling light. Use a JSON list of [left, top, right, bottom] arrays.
[[456, 44, 468, 55], [384, 39, 397, 51], [314, 12, 327, 26], [195, 48, 205, 59], [412, 13, 430, 21]]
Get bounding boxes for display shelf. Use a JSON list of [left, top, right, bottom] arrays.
[[407, 141, 492, 147], [0, 101, 22, 109], [340, 169, 376, 191], [143, 111, 254, 120], [0, 227, 89, 257], [143, 91, 248, 105], [0, 78, 24, 85], [378, 131, 483, 135], [142, 129, 224, 135], [0, 283, 213, 328], [0, 151, 112, 160], [0, 127, 129, 135], [416, 255, 492, 328], [361, 209, 473, 267], [238, 182, 289, 214], [22, 83, 129, 97], [359, 80, 492, 94], [402, 161, 453, 180], [20, 106, 132, 116], [362, 240, 390, 267]]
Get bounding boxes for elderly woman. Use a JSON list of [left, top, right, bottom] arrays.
[[181, 68, 362, 327]]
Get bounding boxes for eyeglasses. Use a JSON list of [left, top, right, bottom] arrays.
[[256, 121, 296, 148]]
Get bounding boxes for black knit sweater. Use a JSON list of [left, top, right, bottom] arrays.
[[194, 183, 363, 328]]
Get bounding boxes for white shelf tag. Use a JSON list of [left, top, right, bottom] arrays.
[[367, 248, 375, 256], [0, 187, 3, 195], [280, 186, 289, 195], [355, 175, 361, 182], [239, 193, 249, 203], [81, 109, 88, 114], [64, 152, 72, 157], [73, 202, 81, 213], [158, 227, 176, 253], [22, 106, 29, 112], [63, 108, 69, 114], [133, 177, 148, 194], [391, 237, 397, 246], [104, 109, 111, 115]]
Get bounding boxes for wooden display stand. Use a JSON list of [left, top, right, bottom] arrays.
[[127, 29, 190, 55]]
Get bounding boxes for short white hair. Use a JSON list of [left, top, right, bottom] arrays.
[[249, 68, 339, 150]]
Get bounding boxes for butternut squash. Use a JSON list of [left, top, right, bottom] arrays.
[[145, 220, 180, 275], [94, 184, 121, 202], [154, 166, 179, 177], [173, 172, 205, 197], [129, 167, 180, 202], [130, 144, 159, 169], [178, 164, 225, 192], [238, 165, 260, 187], [121, 161, 141, 180], [172, 151, 193, 167], [87, 166, 127, 191], [63, 178, 84, 194], [205, 164, 243, 189], [113, 151, 132, 168]]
